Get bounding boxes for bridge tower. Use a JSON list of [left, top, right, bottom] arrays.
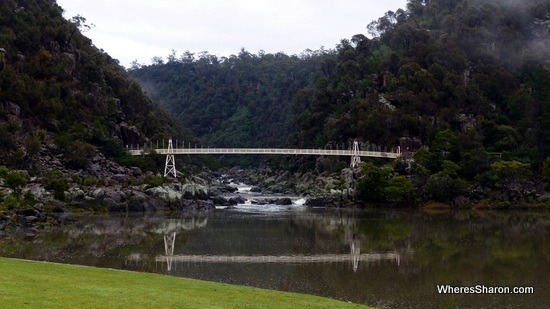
[[164, 139, 177, 178], [350, 141, 361, 168]]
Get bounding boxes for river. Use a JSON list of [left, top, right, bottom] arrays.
[[0, 196, 548, 307]]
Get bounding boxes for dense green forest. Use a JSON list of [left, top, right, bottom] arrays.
[[131, 49, 331, 148], [131, 0, 550, 205], [0, 0, 191, 171]]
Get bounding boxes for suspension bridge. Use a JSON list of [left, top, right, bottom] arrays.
[[128, 139, 401, 178]]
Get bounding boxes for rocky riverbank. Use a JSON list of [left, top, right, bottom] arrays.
[[0, 138, 381, 233], [214, 167, 359, 208], [0, 147, 266, 232]]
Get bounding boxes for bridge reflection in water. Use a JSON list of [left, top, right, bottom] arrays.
[[157, 232, 400, 273]]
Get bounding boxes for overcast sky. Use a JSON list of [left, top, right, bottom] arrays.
[[56, 0, 408, 68]]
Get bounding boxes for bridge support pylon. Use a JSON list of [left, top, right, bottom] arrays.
[[350, 141, 361, 168], [164, 139, 177, 178]]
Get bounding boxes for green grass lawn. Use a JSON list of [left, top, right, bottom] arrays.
[[0, 257, 369, 308]]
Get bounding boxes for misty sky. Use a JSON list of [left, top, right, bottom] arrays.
[[56, 0, 409, 67]]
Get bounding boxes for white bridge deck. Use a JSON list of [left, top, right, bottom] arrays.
[[128, 148, 400, 158]]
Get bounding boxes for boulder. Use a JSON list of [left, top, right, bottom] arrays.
[[25, 216, 38, 224], [181, 183, 208, 200], [274, 198, 293, 205], [52, 205, 68, 213], [66, 187, 85, 200], [131, 167, 143, 176], [179, 200, 215, 211], [82, 187, 128, 210], [118, 122, 140, 146], [88, 163, 102, 177], [106, 188, 126, 201], [146, 186, 182, 203], [228, 196, 246, 205], [198, 200, 215, 210], [126, 193, 146, 212], [250, 186, 262, 193], [106, 201, 126, 212], [112, 174, 130, 182], [105, 188, 126, 202], [211, 184, 238, 194], [208, 187, 224, 196], [305, 197, 327, 207], [4, 102, 20, 116], [126, 190, 164, 212], [91, 188, 105, 199], [212, 196, 230, 206]]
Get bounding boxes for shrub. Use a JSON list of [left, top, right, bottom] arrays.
[[5, 170, 29, 196], [101, 138, 125, 158], [491, 160, 531, 178], [82, 177, 99, 186], [43, 170, 69, 201], [357, 162, 390, 202], [423, 172, 465, 202], [441, 160, 460, 177], [115, 153, 157, 171], [23, 190, 35, 205], [144, 174, 165, 188], [66, 141, 96, 169], [383, 176, 414, 203], [0, 166, 9, 178], [25, 129, 46, 160], [2, 195, 20, 210]]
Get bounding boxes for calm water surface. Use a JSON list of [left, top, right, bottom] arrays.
[[1, 205, 548, 308]]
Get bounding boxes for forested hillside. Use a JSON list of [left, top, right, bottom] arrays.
[[299, 0, 550, 204], [132, 0, 549, 205], [130, 49, 332, 147], [297, 0, 549, 161], [0, 0, 191, 171]]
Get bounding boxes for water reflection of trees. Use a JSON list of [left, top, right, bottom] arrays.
[[0, 210, 548, 308], [280, 211, 550, 308], [0, 212, 211, 269], [409, 211, 550, 287], [285, 210, 412, 255]]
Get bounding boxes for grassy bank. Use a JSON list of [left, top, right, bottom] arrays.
[[0, 258, 368, 308]]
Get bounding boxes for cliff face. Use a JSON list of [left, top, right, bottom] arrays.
[[0, 0, 203, 223], [0, 0, 192, 172]]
